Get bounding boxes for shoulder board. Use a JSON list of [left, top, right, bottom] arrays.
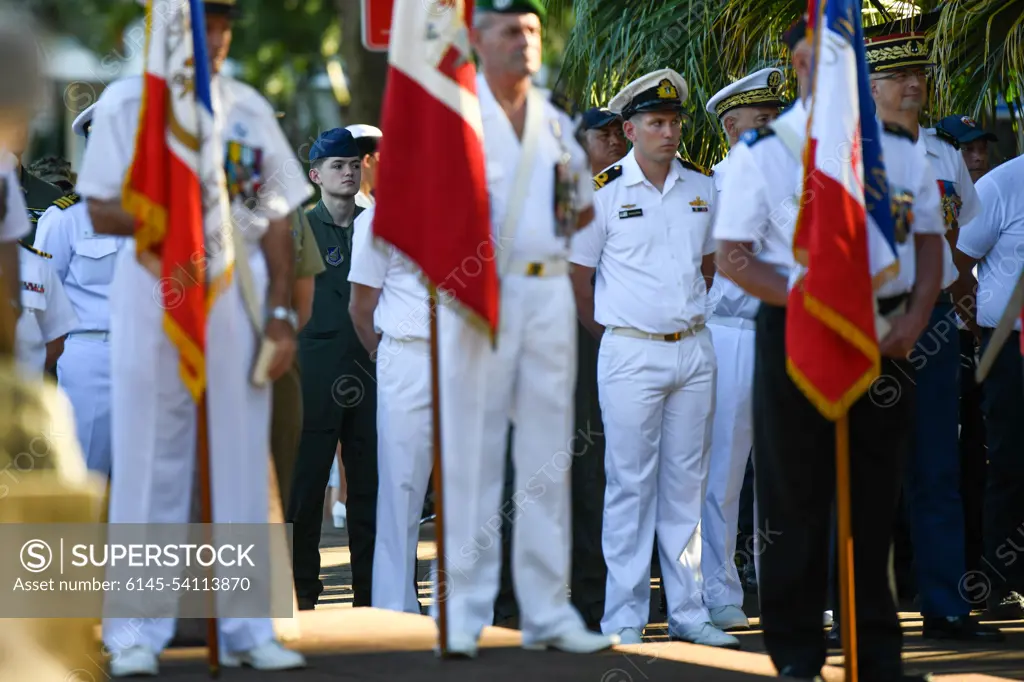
[[739, 126, 776, 147], [549, 90, 578, 118], [933, 126, 961, 150], [19, 241, 52, 259], [677, 158, 713, 177], [592, 165, 623, 191], [882, 122, 916, 143], [52, 193, 81, 210]]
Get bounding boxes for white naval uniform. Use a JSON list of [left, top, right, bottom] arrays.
[[77, 74, 313, 656], [957, 156, 1024, 330], [15, 245, 77, 377], [355, 190, 375, 210], [33, 200, 127, 475], [700, 151, 758, 613], [433, 74, 592, 643], [348, 205, 432, 614], [570, 148, 719, 635]]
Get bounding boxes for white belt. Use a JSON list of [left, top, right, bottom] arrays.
[[708, 316, 757, 331], [69, 331, 111, 341], [607, 323, 705, 342], [506, 259, 569, 278]]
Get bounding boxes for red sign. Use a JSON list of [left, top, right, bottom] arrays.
[[361, 0, 393, 52]]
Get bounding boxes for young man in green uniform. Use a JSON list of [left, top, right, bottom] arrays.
[[6, 126, 65, 243], [287, 127, 378, 609]]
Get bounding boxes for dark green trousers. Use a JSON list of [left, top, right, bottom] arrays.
[[287, 336, 378, 606]]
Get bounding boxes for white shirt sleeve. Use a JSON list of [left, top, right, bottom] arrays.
[[712, 144, 770, 244], [912, 155, 946, 236], [954, 153, 982, 227], [348, 207, 389, 289], [569, 190, 607, 268], [703, 179, 720, 256], [75, 84, 139, 200], [1, 165, 31, 242], [33, 207, 73, 281], [37, 264, 78, 341], [956, 176, 1003, 260]]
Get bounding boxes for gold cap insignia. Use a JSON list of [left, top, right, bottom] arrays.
[[767, 71, 783, 89], [656, 79, 679, 100]]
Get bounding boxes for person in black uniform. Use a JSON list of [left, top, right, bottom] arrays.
[[287, 127, 378, 609], [714, 18, 943, 681]]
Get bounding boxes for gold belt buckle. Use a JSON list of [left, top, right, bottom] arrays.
[[663, 332, 683, 342], [525, 262, 545, 276]]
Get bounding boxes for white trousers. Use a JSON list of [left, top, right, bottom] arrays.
[[58, 334, 113, 476], [102, 250, 275, 655], [598, 327, 716, 634], [432, 274, 584, 643], [700, 319, 755, 610], [371, 335, 432, 614]]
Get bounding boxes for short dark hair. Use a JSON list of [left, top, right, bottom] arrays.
[[310, 157, 328, 171], [354, 137, 379, 159]]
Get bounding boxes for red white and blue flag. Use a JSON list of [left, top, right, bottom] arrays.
[[122, 0, 232, 401], [786, 0, 900, 419], [372, 0, 498, 336]]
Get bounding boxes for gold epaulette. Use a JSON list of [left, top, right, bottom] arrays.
[[593, 164, 623, 191], [678, 158, 714, 177], [19, 241, 52, 259], [53, 193, 81, 210]]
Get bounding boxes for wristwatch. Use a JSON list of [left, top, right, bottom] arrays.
[[268, 306, 299, 331]]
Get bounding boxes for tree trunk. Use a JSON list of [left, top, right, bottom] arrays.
[[335, 0, 389, 126]]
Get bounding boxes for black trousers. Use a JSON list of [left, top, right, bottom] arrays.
[[754, 304, 912, 680], [288, 338, 379, 606], [978, 329, 1024, 603], [958, 330, 987, 574], [570, 322, 608, 630]]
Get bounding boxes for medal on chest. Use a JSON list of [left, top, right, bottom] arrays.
[[551, 119, 578, 240], [936, 180, 962, 230], [890, 190, 915, 244]]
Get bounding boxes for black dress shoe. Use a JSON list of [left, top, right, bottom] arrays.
[[984, 592, 1024, 621], [921, 615, 1005, 642], [298, 596, 317, 611]]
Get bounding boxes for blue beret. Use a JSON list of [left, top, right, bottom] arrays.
[[309, 128, 360, 163]]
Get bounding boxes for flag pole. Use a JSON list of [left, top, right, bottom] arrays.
[[427, 284, 449, 657], [196, 393, 220, 677], [835, 414, 858, 682]]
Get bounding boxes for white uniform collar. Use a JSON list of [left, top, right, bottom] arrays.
[[621, 148, 683, 189]]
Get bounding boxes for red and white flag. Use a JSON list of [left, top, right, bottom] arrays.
[[373, 0, 498, 334]]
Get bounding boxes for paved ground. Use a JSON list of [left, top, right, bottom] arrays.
[[314, 521, 1024, 680]]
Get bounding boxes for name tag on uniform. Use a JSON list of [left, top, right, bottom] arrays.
[[618, 208, 643, 219]]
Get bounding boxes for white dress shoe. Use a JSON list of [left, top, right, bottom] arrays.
[[332, 501, 347, 529], [109, 646, 159, 677], [671, 622, 741, 649], [709, 605, 750, 631], [220, 640, 306, 670], [435, 632, 479, 658], [823, 610, 834, 627], [615, 627, 644, 645], [523, 627, 620, 653]]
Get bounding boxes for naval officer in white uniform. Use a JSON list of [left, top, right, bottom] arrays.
[[348, 203, 432, 615], [76, 0, 312, 675], [33, 104, 127, 476], [346, 124, 382, 209], [570, 67, 735, 649], [433, 0, 617, 657], [14, 241, 77, 377], [699, 68, 785, 632]]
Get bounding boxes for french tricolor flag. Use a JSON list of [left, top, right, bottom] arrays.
[[122, 0, 232, 402], [785, 0, 900, 419]]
